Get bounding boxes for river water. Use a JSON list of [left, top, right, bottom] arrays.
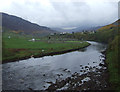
[[2, 41, 106, 90]]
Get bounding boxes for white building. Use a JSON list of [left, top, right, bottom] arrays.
[[8, 36, 11, 39], [29, 38, 35, 42]]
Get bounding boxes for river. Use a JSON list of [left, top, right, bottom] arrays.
[[2, 41, 106, 90]]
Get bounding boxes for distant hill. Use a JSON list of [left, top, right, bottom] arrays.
[[71, 26, 102, 32], [1, 12, 56, 36], [52, 26, 102, 33], [97, 19, 120, 31], [91, 19, 120, 43], [112, 19, 120, 25], [51, 28, 68, 33]]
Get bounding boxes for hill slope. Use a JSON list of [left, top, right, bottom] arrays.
[[1, 12, 56, 36], [52, 26, 102, 33]]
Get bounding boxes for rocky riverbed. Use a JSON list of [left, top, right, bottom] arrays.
[[44, 54, 110, 91]]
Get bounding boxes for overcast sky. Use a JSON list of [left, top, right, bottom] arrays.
[[0, 0, 119, 28]]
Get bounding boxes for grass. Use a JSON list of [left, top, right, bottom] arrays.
[[105, 35, 120, 91], [2, 35, 90, 63], [65, 41, 83, 43]]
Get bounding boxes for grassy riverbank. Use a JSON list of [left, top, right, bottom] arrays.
[[105, 35, 120, 91], [2, 36, 90, 63]]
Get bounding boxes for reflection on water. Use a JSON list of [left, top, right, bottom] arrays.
[[2, 41, 106, 90]]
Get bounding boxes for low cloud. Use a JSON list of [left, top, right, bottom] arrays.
[[0, 0, 119, 27]]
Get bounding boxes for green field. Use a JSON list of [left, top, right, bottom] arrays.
[[2, 34, 90, 63]]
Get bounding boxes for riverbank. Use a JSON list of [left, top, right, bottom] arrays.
[[46, 68, 110, 91], [104, 36, 120, 91], [44, 50, 111, 91], [2, 38, 90, 64]]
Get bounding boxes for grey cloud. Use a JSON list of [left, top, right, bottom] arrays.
[[0, 0, 118, 28]]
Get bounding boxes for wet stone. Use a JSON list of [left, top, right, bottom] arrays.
[[80, 70, 83, 72], [63, 69, 67, 71], [85, 66, 89, 68], [80, 65, 82, 67]]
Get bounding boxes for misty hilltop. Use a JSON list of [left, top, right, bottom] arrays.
[[1, 12, 56, 36], [51, 26, 102, 33]]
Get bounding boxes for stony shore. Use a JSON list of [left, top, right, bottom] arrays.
[[44, 51, 112, 91]]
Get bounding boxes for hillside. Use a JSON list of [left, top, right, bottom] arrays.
[[1, 12, 56, 36], [72, 26, 102, 32], [52, 26, 102, 33], [94, 19, 119, 43], [72, 19, 119, 43]]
